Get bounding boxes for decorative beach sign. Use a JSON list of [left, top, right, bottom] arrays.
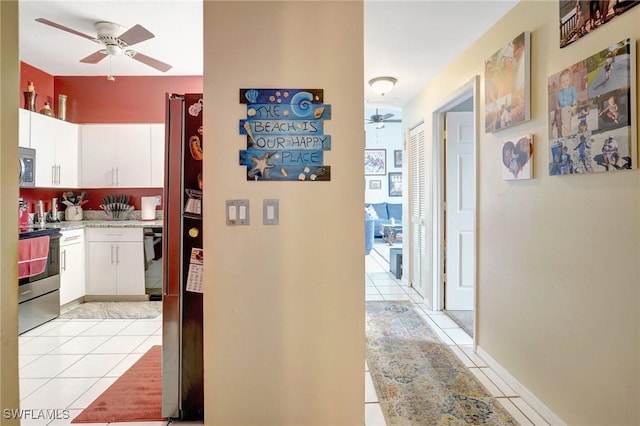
[[239, 89, 331, 181]]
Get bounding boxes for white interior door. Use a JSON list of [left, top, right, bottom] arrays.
[[445, 111, 475, 310]]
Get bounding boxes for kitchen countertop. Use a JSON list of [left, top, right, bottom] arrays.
[[39, 219, 163, 230]]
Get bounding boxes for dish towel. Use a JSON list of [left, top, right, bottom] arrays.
[[18, 236, 50, 279]]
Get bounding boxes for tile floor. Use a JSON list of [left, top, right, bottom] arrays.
[[364, 242, 551, 426], [16, 242, 550, 426]]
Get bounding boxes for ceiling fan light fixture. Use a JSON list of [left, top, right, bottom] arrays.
[[369, 76, 397, 96], [105, 44, 122, 56]]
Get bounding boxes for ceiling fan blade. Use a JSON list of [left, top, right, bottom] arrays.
[[80, 50, 107, 64], [381, 113, 394, 120], [35, 18, 96, 41], [128, 51, 172, 72], [118, 24, 155, 46], [383, 119, 402, 123]]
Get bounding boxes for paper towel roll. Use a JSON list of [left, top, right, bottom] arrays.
[[141, 197, 157, 220]]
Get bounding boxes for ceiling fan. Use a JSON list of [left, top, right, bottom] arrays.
[[365, 109, 402, 127], [35, 18, 172, 73]]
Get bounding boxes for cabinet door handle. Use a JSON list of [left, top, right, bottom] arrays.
[[61, 249, 66, 272], [116, 245, 120, 264], [111, 167, 116, 186], [57, 165, 61, 185], [111, 244, 116, 264], [51, 165, 56, 185], [116, 167, 120, 186]]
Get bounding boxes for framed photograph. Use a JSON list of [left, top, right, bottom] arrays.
[[365, 149, 386, 175], [388, 172, 402, 197], [559, 1, 640, 48], [369, 179, 381, 190], [548, 39, 635, 175], [502, 134, 533, 180], [484, 31, 530, 133], [394, 150, 402, 167]]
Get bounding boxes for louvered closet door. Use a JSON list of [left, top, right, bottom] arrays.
[[409, 123, 426, 295]]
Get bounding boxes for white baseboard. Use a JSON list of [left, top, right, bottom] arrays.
[[475, 345, 567, 426]]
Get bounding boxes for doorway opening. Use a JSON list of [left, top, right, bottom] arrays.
[[433, 77, 478, 339]]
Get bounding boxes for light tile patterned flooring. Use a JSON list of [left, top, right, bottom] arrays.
[[16, 242, 550, 426], [364, 242, 551, 426]]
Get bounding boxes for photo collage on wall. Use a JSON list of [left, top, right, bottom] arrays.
[[559, 1, 640, 48], [484, 32, 531, 133], [547, 38, 635, 175]]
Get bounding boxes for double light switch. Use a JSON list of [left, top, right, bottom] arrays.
[[226, 200, 249, 225]]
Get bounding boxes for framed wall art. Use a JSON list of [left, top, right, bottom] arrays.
[[388, 172, 402, 197], [394, 150, 402, 168], [369, 179, 381, 190], [365, 149, 386, 175], [548, 38, 635, 175], [559, 1, 640, 48], [501, 134, 533, 180], [484, 31, 531, 133]]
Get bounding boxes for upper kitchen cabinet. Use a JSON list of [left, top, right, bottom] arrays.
[[150, 124, 165, 188], [18, 108, 31, 148], [27, 111, 80, 188], [81, 124, 154, 188]]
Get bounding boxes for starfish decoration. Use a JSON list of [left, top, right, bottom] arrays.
[[248, 152, 276, 179]]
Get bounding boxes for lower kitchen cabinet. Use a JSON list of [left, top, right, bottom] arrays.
[[86, 227, 145, 296], [59, 229, 86, 306]]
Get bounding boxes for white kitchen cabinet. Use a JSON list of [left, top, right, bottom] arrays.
[[59, 229, 85, 306], [80, 124, 153, 188], [85, 227, 145, 296], [150, 124, 165, 188], [22, 110, 80, 187], [18, 108, 31, 148]]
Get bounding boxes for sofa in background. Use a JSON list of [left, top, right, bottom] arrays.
[[365, 219, 374, 254], [365, 202, 402, 237]]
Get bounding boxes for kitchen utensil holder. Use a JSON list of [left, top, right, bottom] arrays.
[[100, 203, 134, 220]]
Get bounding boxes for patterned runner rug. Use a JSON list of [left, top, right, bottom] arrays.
[[366, 301, 517, 425]]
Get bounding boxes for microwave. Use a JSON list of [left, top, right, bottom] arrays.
[[19, 147, 36, 188]]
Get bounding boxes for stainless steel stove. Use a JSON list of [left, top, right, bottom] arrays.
[[18, 226, 62, 334]]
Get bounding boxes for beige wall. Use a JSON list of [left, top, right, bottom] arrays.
[[203, 2, 364, 425], [405, 1, 640, 424], [0, 1, 21, 424]]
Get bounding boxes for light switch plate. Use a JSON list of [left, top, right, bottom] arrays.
[[263, 199, 279, 225], [226, 199, 250, 225]]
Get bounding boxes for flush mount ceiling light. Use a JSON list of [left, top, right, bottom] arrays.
[[368, 76, 397, 96]]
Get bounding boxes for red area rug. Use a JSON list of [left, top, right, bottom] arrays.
[[72, 345, 165, 423]]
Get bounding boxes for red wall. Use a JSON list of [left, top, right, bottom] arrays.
[[20, 62, 55, 112], [54, 75, 202, 123], [20, 187, 164, 214], [20, 61, 203, 123]]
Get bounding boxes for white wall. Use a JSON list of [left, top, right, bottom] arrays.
[[203, 2, 364, 424], [404, 1, 640, 424], [0, 1, 21, 422]]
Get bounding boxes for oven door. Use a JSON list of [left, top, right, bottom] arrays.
[[18, 228, 61, 334]]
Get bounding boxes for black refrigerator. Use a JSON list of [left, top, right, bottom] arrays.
[[162, 93, 204, 420]]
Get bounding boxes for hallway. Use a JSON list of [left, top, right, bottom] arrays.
[[364, 244, 550, 426]]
